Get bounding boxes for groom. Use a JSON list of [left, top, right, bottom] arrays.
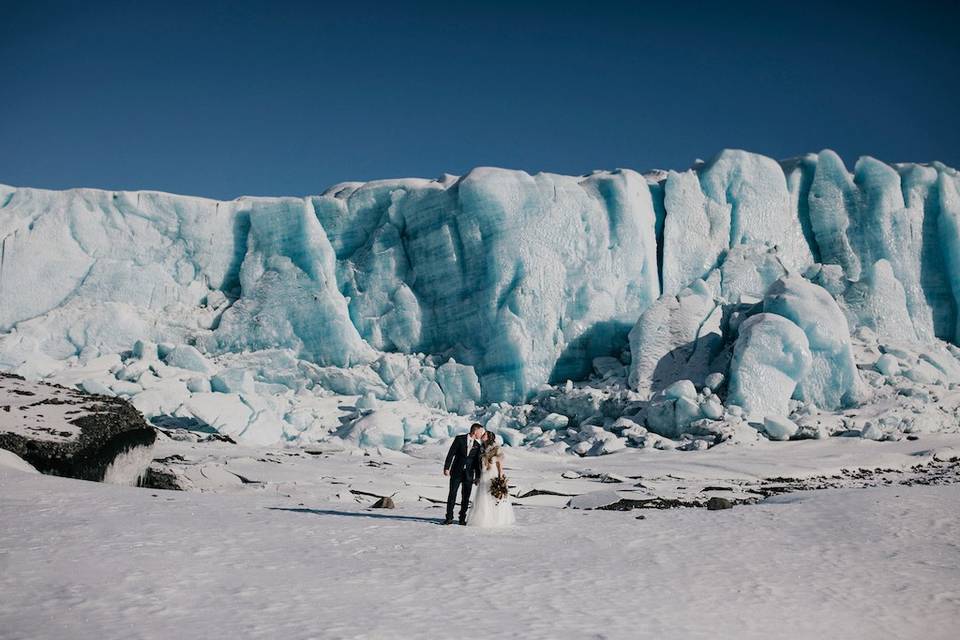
[[442, 423, 485, 525]]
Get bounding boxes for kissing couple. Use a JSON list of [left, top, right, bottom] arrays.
[[442, 423, 516, 528]]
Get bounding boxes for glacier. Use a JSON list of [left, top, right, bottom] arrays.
[[2, 149, 960, 452], [0, 168, 659, 403]]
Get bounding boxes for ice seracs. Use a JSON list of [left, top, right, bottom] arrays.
[[627, 277, 722, 396], [728, 313, 811, 422], [660, 150, 812, 297], [763, 275, 868, 410], [213, 197, 376, 368]]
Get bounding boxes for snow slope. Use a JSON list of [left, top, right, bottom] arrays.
[[1, 456, 958, 640]]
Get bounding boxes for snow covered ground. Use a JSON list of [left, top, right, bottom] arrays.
[[134, 430, 960, 507], [2, 435, 959, 640]]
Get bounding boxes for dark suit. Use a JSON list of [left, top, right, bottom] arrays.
[[444, 433, 483, 523]]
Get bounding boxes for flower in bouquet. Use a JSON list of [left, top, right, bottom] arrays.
[[490, 475, 509, 501]]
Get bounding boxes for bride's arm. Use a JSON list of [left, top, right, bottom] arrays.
[[496, 458, 503, 478]]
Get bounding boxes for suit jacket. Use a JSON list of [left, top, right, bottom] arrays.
[[444, 434, 483, 482]]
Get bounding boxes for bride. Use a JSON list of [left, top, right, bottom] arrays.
[[467, 431, 515, 528]]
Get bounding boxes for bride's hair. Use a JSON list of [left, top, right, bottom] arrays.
[[481, 437, 501, 470]]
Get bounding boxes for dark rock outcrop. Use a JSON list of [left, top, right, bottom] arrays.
[[139, 465, 189, 491], [0, 373, 156, 483]]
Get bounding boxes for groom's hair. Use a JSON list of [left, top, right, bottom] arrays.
[[469, 423, 485, 434]]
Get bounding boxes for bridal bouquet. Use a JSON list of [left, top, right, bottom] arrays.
[[490, 475, 509, 501]]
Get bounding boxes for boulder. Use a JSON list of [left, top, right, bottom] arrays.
[[164, 344, 217, 375], [763, 415, 799, 441], [372, 496, 396, 509], [539, 413, 570, 430], [706, 497, 734, 510], [0, 373, 156, 484]]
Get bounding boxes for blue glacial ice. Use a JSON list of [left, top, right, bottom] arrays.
[[842, 259, 917, 342], [661, 150, 812, 296], [762, 275, 867, 410], [212, 197, 375, 368], [0, 168, 660, 403], [938, 168, 960, 344], [234, 168, 660, 402], [2, 149, 960, 449], [627, 276, 723, 396], [727, 312, 812, 421]]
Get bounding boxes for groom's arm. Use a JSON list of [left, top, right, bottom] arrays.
[[443, 437, 457, 475]]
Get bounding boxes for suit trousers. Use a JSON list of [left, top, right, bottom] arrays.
[[446, 472, 475, 521]]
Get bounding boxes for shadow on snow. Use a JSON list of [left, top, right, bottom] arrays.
[[266, 507, 444, 524]]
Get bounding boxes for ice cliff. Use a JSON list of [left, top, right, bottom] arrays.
[[2, 149, 960, 450], [0, 167, 658, 402]]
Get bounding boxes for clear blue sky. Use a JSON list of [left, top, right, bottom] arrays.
[[2, 0, 958, 200]]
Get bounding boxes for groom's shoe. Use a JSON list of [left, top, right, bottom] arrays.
[[443, 517, 454, 525], [458, 517, 467, 526]]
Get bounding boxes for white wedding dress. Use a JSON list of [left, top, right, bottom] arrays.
[[467, 451, 515, 528]]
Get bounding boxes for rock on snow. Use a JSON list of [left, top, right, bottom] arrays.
[[0, 373, 156, 483]]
